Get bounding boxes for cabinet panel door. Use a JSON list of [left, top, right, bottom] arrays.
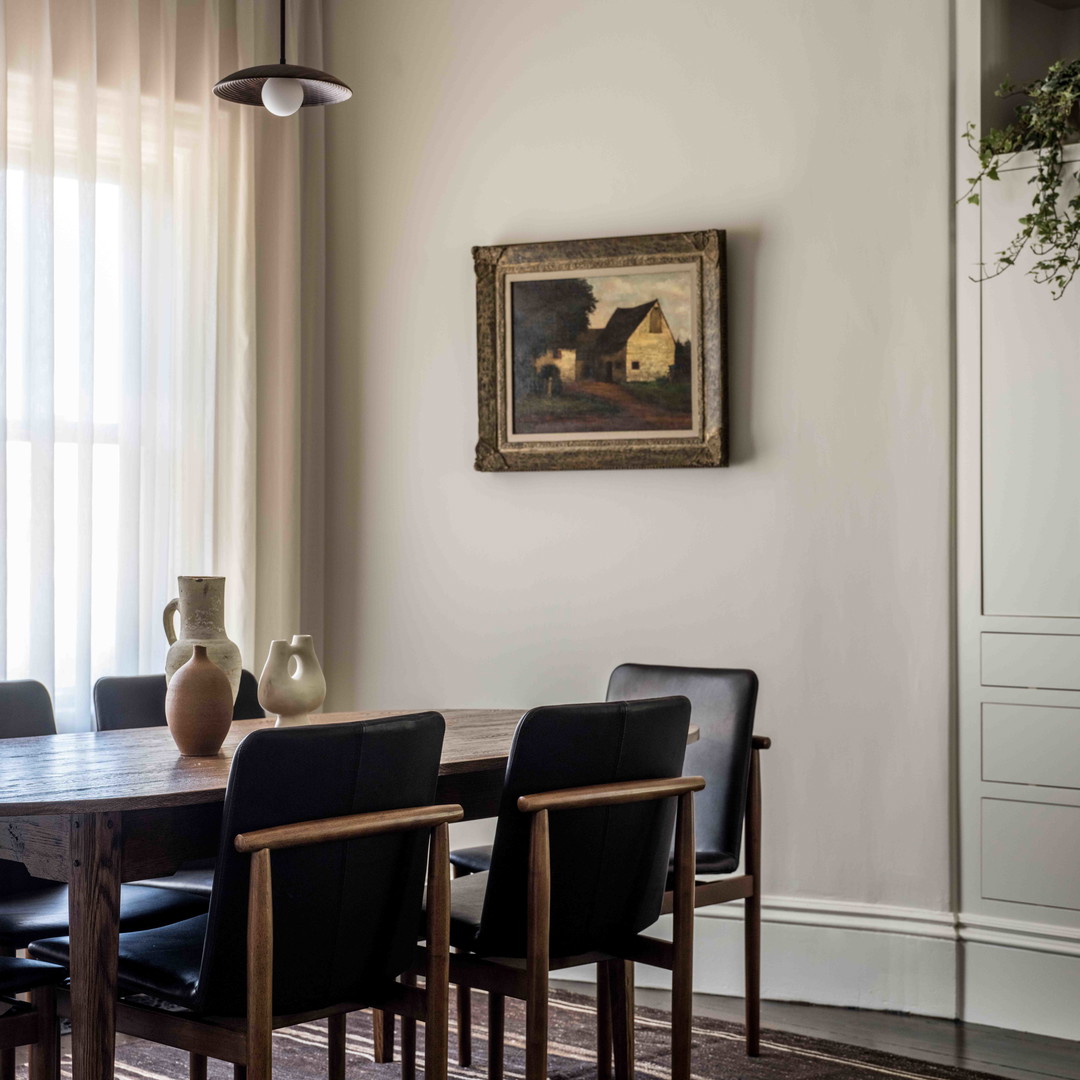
[[981, 163, 1080, 617], [981, 633, 1080, 691], [982, 798, 1080, 910], [983, 703, 1080, 789]]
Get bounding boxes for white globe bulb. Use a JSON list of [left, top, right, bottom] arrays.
[[261, 78, 304, 117]]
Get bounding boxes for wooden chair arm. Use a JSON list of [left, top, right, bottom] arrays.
[[235, 803, 464, 853], [752, 735, 771, 750], [516, 775, 705, 815]]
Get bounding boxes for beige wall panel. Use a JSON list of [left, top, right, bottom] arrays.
[[323, 0, 953, 917]]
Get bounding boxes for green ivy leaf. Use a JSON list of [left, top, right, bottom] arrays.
[[961, 55, 1080, 297]]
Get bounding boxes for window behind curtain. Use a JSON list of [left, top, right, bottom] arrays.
[[1, 0, 257, 731]]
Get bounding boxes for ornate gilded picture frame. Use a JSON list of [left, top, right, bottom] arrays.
[[474, 229, 727, 472]]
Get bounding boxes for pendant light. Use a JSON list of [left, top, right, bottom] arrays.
[[213, 0, 351, 116]]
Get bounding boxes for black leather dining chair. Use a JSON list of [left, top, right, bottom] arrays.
[[605, 664, 766, 1054], [0, 955, 66, 1080], [0, 682, 56, 740], [91, 669, 264, 898], [448, 663, 768, 1063], [93, 668, 264, 731], [33, 714, 461, 1080], [0, 679, 209, 1080], [400, 697, 703, 1080]]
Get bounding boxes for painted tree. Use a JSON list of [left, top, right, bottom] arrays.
[[511, 278, 596, 397]]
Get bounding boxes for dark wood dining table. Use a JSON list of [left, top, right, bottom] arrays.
[[0, 708, 699, 1080]]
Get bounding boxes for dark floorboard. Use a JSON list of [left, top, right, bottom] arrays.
[[552, 981, 1080, 1080]]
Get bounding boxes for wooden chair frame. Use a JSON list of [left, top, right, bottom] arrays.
[[402, 775, 706, 1080], [55, 802, 464, 1080], [447, 733, 773, 1070], [594, 732, 772, 1076], [0, 976, 60, 1080]]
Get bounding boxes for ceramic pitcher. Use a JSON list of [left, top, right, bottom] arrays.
[[258, 635, 327, 727], [163, 576, 242, 704]]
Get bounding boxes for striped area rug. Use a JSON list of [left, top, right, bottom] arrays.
[[45, 991, 1005, 1080]]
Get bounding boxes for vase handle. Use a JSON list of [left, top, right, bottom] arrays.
[[163, 598, 180, 645]]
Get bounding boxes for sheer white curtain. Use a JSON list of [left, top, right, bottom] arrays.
[[0, 0, 322, 730]]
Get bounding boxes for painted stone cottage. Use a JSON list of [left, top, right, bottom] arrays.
[[534, 299, 676, 385]]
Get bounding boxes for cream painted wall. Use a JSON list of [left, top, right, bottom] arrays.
[[321, 0, 953, 919]]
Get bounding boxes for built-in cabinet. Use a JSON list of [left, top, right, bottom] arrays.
[[957, 0, 1080, 1040]]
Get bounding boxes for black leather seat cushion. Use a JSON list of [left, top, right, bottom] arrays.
[[32, 914, 206, 1007], [692, 850, 738, 875], [450, 844, 738, 882], [448, 845, 494, 876], [0, 955, 66, 994], [0, 883, 207, 950], [130, 865, 215, 898]]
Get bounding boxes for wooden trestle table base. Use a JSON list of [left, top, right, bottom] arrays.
[[0, 708, 698, 1080]]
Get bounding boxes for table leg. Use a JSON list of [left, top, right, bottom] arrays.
[[68, 812, 122, 1080]]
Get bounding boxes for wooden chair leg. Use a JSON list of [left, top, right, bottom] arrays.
[[425, 823, 452, 1080], [246, 848, 274, 1080], [29, 985, 59, 1080], [188, 1053, 208, 1080], [745, 891, 761, 1057], [605, 960, 634, 1080], [457, 984, 472, 1067], [671, 791, 696, 1080], [328, 1014, 346, 1080], [596, 962, 612, 1080], [400, 973, 417, 1080], [745, 746, 762, 1057], [450, 862, 473, 1068], [373, 1008, 395, 1063], [525, 810, 550, 1080], [487, 992, 504, 1080]]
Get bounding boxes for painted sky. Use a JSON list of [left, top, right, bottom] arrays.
[[586, 270, 693, 343]]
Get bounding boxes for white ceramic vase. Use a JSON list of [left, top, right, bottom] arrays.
[[258, 635, 327, 727], [164, 576, 242, 704]]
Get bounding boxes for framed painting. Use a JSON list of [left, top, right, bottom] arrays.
[[474, 229, 727, 471]]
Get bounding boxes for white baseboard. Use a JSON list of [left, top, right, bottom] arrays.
[[959, 913, 1080, 1041], [559, 896, 1080, 1041]]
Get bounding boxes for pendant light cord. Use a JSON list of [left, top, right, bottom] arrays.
[[279, 0, 287, 64]]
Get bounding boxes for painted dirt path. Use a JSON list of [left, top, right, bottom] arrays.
[[515, 379, 693, 434]]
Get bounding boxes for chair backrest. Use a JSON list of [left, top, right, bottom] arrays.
[[477, 697, 690, 959], [194, 713, 445, 1017], [607, 664, 757, 873], [94, 670, 265, 731], [0, 680, 56, 892], [93, 675, 167, 731], [0, 680, 56, 739], [232, 669, 264, 720]]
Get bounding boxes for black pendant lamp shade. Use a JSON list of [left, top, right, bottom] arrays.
[[213, 0, 351, 113], [213, 63, 352, 108]]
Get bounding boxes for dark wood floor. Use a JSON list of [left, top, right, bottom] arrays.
[[553, 981, 1080, 1080]]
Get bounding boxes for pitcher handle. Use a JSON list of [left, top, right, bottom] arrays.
[[163, 598, 179, 645]]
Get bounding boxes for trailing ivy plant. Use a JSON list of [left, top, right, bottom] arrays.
[[963, 58, 1080, 298]]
